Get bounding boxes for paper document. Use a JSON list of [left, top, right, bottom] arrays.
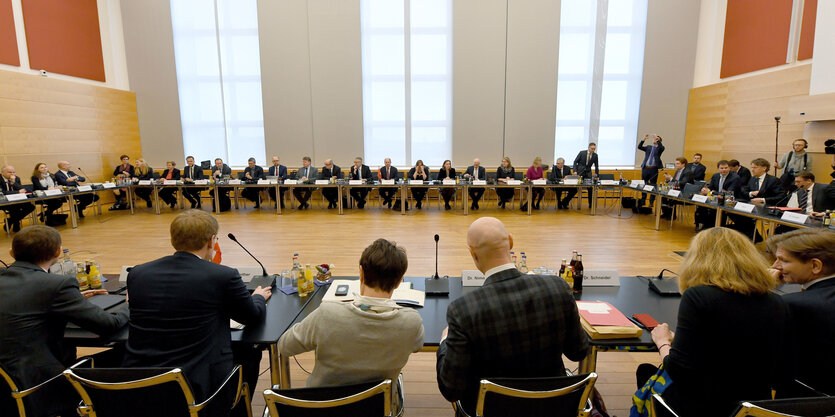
[[323, 279, 425, 307], [575, 301, 633, 326], [230, 319, 245, 330]]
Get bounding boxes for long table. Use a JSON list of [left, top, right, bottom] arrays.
[[1, 187, 106, 233]]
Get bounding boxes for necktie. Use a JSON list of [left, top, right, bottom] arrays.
[[648, 147, 656, 167], [587, 153, 591, 165], [753, 177, 760, 192], [798, 189, 808, 212], [719, 175, 725, 191], [675, 170, 681, 181], [387, 167, 390, 179]]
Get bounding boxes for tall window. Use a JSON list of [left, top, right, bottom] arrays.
[[555, 0, 647, 166], [361, 0, 453, 167], [171, 0, 265, 166]]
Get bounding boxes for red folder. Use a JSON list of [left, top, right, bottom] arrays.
[[575, 301, 634, 326]]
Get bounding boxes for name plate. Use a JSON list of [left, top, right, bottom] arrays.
[[642, 185, 654, 192], [228, 179, 242, 185], [315, 180, 330, 185], [563, 179, 580, 185], [163, 180, 177, 185], [409, 180, 423, 185], [44, 189, 63, 196], [194, 180, 209, 185], [582, 270, 620, 287], [462, 270, 487, 287], [734, 202, 756, 213], [472, 180, 487, 186], [507, 180, 522, 185], [137, 180, 152, 185], [283, 179, 298, 185], [667, 189, 681, 197], [4, 193, 27, 201], [691, 194, 708, 203], [76, 185, 93, 192], [102, 182, 116, 189], [631, 180, 645, 188], [349, 180, 363, 185], [381, 179, 395, 185], [442, 179, 456, 185], [781, 211, 809, 224], [255, 179, 270, 185], [532, 179, 547, 185], [599, 180, 617, 185]]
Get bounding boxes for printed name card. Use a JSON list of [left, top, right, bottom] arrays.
[[462, 270, 487, 287], [409, 180, 423, 185], [349, 180, 363, 185], [5, 193, 27, 201], [257, 179, 275, 185], [163, 180, 177, 185], [642, 185, 654, 192], [631, 180, 645, 188], [228, 179, 242, 185], [563, 179, 580, 185], [102, 182, 116, 189], [315, 180, 330, 185], [76, 185, 93, 192], [507, 180, 522, 185], [381, 179, 395, 185], [599, 180, 618, 185], [44, 189, 63, 196], [667, 189, 681, 197], [691, 194, 708, 203], [582, 270, 620, 287], [442, 179, 456, 185], [781, 211, 809, 224], [283, 179, 298, 185], [137, 180, 152, 185], [532, 179, 547, 185], [472, 180, 487, 186], [194, 180, 209, 185], [734, 202, 756, 213]]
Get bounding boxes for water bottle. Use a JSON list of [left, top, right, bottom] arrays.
[[61, 249, 75, 278], [519, 253, 529, 274]]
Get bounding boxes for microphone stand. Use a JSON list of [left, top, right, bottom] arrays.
[[774, 116, 781, 177], [425, 234, 449, 294], [227, 233, 277, 289]]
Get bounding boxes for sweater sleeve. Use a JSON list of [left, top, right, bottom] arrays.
[[278, 307, 322, 356]]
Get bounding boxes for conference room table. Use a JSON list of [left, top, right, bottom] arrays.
[[1, 185, 107, 233]]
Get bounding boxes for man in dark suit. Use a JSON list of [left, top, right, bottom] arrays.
[[729, 159, 751, 194], [687, 153, 707, 182], [694, 160, 741, 231], [436, 217, 588, 416], [267, 156, 287, 209], [241, 157, 265, 208], [785, 171, 835, 216], [182, 156, 206, 209], [549, 157, 576, 209], [378, 158, 399, 208], [349, 157, 373, 209], [210, 158, 233, 212], [293, 156, 317, 209], [660, 157, 695, 220], [320, 159, 343, 209], [54, 160, 99, 218], [768, 229, 835, 396], [123, 210, 271, 405], [464, 158, 487, 210], [111, 154, 135, 210], [0, 226, 128, 416], [638, 134, 664, 207], [742, 158, 785, 205], [573, 143, 599, 208], [0, 166, 35, 232]]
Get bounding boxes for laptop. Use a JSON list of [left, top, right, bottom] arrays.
[[680, 183, 703, 199]]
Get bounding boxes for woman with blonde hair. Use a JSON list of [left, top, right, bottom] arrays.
[[30, 162, 67, 226], [495, 157, 515, 209], [632, 227, 789, 417], [134, 158, 155, 208]]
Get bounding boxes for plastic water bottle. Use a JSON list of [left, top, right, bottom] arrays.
[[62, 249, 75, 277], [519, 253, 529, 274]]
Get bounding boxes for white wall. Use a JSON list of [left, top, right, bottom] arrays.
[[809, 0, 835, 95]]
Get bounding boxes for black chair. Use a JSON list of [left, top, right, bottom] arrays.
[[201, 161, 212, 170], [2, 358, 91, 417], [513, 172, 523, 180], [730, 397, 835, 417], [456, 372, 597, 417], [263, 378, 398, 417], [63, 365, 249, 417], [650, 393, 680, 417]]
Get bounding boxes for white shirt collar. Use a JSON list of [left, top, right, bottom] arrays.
[[484, 262, 518, 278], [803, 274, 835, 290]]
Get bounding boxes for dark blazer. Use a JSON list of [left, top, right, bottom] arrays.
[[573, 150, 599, 178], [378, 166, 399, 181], [320, 165, 343, 179], [496, 167, 515, 180], [706, 171, 741, 195], [638, 140, 664, 168], [437, 167, 456, 181], [736, 166, 752, 186], [267, 165, 287, 180], [161, 168, 181, 180], [464, 166, 486, 181], [211, 164, 232, 178], [54, 170, 85, 187], [687, 163, 706, 181], [294, 166, 317, 181], [113, 164, 135, 178], [134, 168, 154, 181], [782, 278, 835, 395], [800, 183, 835, 212], [408, 167, 430, 180], [549, 165, 573, 181], [0, 261, 128, 391], [436, 268, 588, 415], [182, 165, 205, 180], [667, 167, 695, 187], [349, 164, 372, 181], [31, 175, 60, 192], [0, 175, 26, 194], [742, 174, 785, 205], [123, 252, 267, 401], [242, 166, 264, 183]]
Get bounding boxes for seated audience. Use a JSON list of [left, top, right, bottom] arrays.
[[660, 157, 694, 219], [54, 160, 98, 217], [158, 160, 181, 209], [522, 156, 545, 211], [123, 210, 272, 404], [686, 153, 706, 181], [320, 159, 342, 209], [464, 158, 486, 210], [694, 159, 740, 231], [550, 157, 576, 209], [495, 157, 516, 209], [408, 160, 430, 209], [267, 156, 287, 209], [292, 156, 317, 210], [437, 160, 457, 210], [132, 158, 155, 208], [241, 157, 265, 208], [349, 156, 372, 209], [111, 154, 134, 210], [30, 162, 68, 226], [210, 158, 232, 212], [436, 217, 587, 416], [0, 226, 128, 417], [378, 158, 399, 208], [730, 158, 786, 239], [728, 159, 752, 190], [768, 229, 835, 396], [182, 156, 205, 209], [785, 171, 835, 216], [1, 165, 35, 232], [634, 227, 789, 417], [278, 238, 424, 405]]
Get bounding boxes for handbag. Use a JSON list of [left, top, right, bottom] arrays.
[[630, 364, 674, 417]]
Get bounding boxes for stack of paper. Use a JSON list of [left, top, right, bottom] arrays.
[[575, 301, 641, 339]]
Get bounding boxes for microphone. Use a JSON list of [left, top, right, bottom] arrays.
[[228, 233, 267, 276], [76, 167, 89, 181], [227, 233, 277, 290], [775, 116, 781, 122], [425, 233, 449, 294]]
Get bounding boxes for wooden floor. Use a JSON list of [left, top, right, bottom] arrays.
[[3, 197, 699, 417]]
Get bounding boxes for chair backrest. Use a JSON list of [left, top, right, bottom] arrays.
[[264, 379, 392, 417], [651, 394, 680, 417], [64, 367, 197, 417], [513, 172, 523, 180], [731, 397, 835, 417], [0, 364, 21, 417], [475, 373, 597, 417], [681, 183, 702, 198]]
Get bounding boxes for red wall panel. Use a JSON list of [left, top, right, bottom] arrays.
[[720, 0, 793, 78], [797, 0, 816, 60], [22, 0, 105, 81], [0, 0, 19, 66]]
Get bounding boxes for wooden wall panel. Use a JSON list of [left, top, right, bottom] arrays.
[[0, 69, 141, 188]]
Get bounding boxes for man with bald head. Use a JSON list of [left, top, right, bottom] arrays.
[[436, 217, 588, 415], [464, 158, 486, 210], [1, 166, 35, 232], [320, 159, 342, 209], [54, 160, 99, 217]]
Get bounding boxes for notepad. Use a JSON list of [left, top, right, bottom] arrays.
[[575, 301, 633, 326], [323, 279, 425, 307]]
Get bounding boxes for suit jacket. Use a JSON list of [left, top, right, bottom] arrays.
[[182, 165, 205, 180], [464, 166, 486, 181], [134, 168, 154, 181], [436, 268, 588, 415], [408, 167, 430, 180], [736, 166, 752, 187], [0, 261, 128, 390], [742, 174, 785, 205], [123, 252, 267, 401], [211, 164, 232, 178], [320, 165, 343, 179], [782, 278, 835, 395], [437, 167, 456, 181], [638, 140, 664, 169], [706, 172, 741, 195], [0, 175, 25, 194], [113, 164, 135, 178], [378, 166, 399, 181], [161, 168, 181, 180], [267, 165, 287, 180], [687, 163, 706, 181], [496, 167, 515, 180], [349, 164, 372, 181], [242, 166, 264, 183], [54, 170, 85, 187], [667, 167, 694, 187], [797, 183, 835, 212], [31, 175, 58, 191], [573, 150, 599, 178], [549, 165, 573, 181], [294, 166, 318, 181]]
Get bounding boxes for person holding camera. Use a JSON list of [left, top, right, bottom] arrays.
[[638, 134, 664, 208], [775, 138, 812, 192]]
